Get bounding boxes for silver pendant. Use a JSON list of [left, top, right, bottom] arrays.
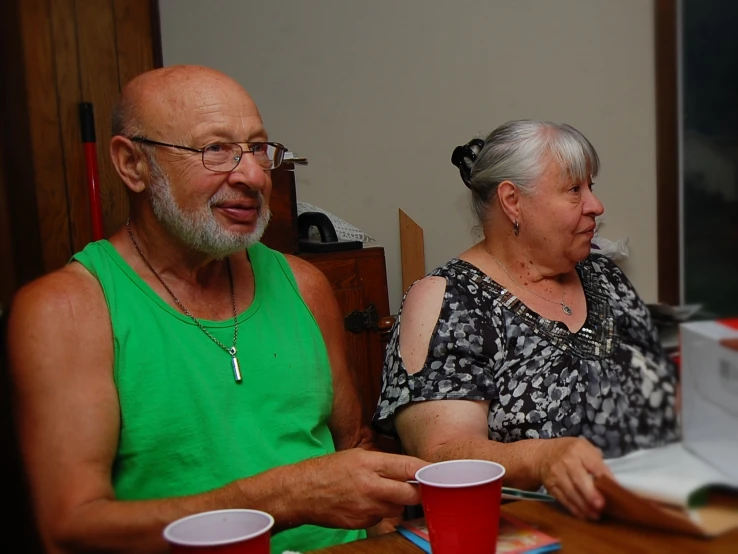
[[229, 346, 242, 383], [231, 356, 242, 383], [562, 303, 573, 316]]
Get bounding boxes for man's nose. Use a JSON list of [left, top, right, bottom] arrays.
[[227, 152, 268, 190]]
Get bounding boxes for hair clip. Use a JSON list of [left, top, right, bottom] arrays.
[[451, 138, 485, 189]]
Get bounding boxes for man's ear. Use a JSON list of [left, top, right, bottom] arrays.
[[497, 180, 521, 227], [110, 136, 149, 193]]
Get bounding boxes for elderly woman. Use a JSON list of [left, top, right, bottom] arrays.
[[373, 120, 678, 521]]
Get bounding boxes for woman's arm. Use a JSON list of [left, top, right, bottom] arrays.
[[395, 399, 610, 520], [394, 275, 612, 520]]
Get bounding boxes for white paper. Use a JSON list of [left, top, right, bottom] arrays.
[[605, 443, 738, 507]]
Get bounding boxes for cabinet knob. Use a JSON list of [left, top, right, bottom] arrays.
[[377, 316, 395, 331]]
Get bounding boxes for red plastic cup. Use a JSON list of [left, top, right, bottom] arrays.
[[415, 459, 506, 554], [163, 509, 274, 553]]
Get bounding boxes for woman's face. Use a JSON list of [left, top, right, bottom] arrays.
[[518, 156, 605, 268]]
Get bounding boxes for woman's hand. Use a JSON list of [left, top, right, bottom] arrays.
[[532, 437, 613, 520]]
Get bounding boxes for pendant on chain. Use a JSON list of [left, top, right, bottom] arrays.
[[561, 303, 573, 316], [126, 219, 243, 384], [229, 347, 242, 383]]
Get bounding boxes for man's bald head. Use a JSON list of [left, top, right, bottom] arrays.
[[109, 65, 272, 256], [112, 65, 261, 141]]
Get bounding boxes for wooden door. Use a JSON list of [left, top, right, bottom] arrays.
[[0, 2, 161, 552], [1, 0, 162, 290]]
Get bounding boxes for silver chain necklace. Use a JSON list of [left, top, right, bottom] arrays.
[[483, 245, 573, 316], [126, 218, 242, 382]]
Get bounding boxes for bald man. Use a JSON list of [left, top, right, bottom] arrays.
[[8, 65, 424, 554]]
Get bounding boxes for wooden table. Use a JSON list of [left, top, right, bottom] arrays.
[[307, 501, 738, 553]]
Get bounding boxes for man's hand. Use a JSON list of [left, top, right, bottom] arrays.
[[366, 516, 402, 537], [280, 449, 426, 531], [532, 437, 613, 521]]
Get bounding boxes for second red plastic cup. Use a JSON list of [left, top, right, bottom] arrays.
[[415, 459, 506, 554]]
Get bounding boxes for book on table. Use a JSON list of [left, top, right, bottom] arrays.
[[596, 442, 738, 536], [397, 514, 561, 554], [595, 319, 738, 537]]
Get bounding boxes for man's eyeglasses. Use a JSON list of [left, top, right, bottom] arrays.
[[130, 137, 287, 172]]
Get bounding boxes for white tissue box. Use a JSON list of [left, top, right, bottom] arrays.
[[679, 319, 738, 480]]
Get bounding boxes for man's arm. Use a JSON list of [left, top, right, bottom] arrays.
[[287, 255, 423, 535], [9, 262, 423, 553], [286, 255, 377, 451], [9, 264, 253, 552]]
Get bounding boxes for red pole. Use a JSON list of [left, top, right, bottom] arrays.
[[79, 102, 104, 241]]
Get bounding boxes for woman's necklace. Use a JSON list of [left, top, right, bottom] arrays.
[[483, 245, 573, 316], [126, 218, 242, 382]]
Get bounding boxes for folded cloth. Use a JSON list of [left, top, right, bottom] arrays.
[[297, 201, 377, 244]]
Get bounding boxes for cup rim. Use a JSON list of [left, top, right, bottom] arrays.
[[163, 508, 275, 547], [415, 459, 506, 488]]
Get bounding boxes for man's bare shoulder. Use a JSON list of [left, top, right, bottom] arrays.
[[8, 262, 113, 389], [283, 254, 332, 293], [282, 254, 338, 317], [9, 262, 107, 329]]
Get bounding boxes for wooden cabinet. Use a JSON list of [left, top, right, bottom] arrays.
[[300, 248, 394, 430]]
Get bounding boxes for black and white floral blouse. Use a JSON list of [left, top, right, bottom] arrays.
[[373, 254, 679, 459]]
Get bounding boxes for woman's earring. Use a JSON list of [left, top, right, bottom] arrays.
[[513, 220, 520, 236]]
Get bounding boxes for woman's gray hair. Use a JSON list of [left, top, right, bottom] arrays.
[[460, 119, 600, 225]]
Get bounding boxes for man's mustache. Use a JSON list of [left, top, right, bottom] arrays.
[[209, 190, 264, 209]]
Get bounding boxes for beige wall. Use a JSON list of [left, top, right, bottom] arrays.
[[159, 0, 658, 312]]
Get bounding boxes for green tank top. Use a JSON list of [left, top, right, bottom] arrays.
[[72, 240, 363, 553]]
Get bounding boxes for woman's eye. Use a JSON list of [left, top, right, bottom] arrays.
[[205, 143, 225, 153], [251, 143, 268, 154]]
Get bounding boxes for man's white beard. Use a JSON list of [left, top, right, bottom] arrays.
[[147, 155, 271, 259]]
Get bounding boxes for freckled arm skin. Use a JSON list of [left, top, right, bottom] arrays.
[[393, 276, 613, 521], [8, 259, 424, 553]]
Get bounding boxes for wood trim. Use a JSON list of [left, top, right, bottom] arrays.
[[399, 209, 425, 294], [149, 0, 164, 69], [0, 137, 16, 309], [0, 2, 19, 307], [50, 0, 89, 253], [18, 0, 74, 274], [261, 164, 298, 253], [115, 0, 158, 87], [655, 0, 680, 305]]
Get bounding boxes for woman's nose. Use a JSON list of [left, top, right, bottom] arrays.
[[585, 190, 605, 216]]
